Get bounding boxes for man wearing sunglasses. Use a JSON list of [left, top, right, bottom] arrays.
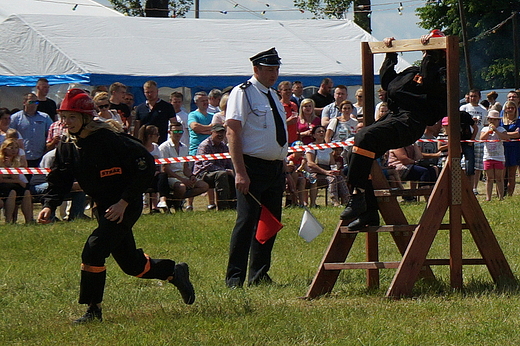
[[158, 122, 209, 211], [10, 93, 53, 167]]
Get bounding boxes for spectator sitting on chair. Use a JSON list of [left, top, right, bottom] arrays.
[[286, 141, 309, 207], [192, 124, 236, 210], [0, 138, 33, 223], [29, 148, 88, 221], [305, 126, 349, 207], [138, 124, 162, 213], [388, 143, 438, 192], [157, 122, 208, 211]]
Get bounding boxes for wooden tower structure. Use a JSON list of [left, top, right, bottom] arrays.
[[305, 36, 515, 298]]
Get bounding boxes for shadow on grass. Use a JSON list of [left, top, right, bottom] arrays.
[[411, 275, 520, 298], [303, 275, 520, 301]]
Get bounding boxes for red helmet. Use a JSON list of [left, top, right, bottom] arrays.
[[59, 88, 95, 116], [430, 29, 445, 38]]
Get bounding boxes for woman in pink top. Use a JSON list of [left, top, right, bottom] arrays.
[[297, 98, 321, 144]]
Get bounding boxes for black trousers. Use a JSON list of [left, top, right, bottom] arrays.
[[346, 113, 429, 212], [79, 200, 176, 305], [347, 112, 427, 190], [200, 170, 236, 210], [226, 155, 284, 286]]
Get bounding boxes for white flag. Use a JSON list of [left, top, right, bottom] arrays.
[[298, 207, 324, 242]]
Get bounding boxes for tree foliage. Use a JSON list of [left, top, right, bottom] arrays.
[[109, 0, 193, 18], [416, 0, 520, 90], [293, 0, 371, 32], [293, 0, 354, 20]]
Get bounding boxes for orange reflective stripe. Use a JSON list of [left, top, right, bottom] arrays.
[[136, 254, 151, 278], [352, 146, 375, 159], [81, 264, 106, 273]]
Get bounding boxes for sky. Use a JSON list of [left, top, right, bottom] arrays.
[[94, 0, 427, 38], [94, 0, 427, 61]]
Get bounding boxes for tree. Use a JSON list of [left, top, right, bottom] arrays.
[[293, 0, 372, 33], [416, 0, 520, 90], [109, 0, 193, 18]]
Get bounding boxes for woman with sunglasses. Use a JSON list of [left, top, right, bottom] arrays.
[[93, 92, 123, 125], [353, 88, 363, 118]]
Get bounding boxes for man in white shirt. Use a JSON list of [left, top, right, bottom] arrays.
[[225, 47, 288, 288], [169, 91, 190, 146], [157, 122, 208, 211], [460, 89, 487, 194]]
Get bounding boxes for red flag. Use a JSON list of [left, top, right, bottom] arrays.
[[255, 205, 283, 244]]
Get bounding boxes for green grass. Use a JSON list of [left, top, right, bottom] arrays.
[[2, 196, 520, 345]]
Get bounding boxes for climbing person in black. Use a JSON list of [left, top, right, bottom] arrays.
[[341, 30, 447, 230], [38, 88, 195, 324]]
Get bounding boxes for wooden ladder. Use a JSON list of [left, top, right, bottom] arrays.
[[305, 36, 515, 299]]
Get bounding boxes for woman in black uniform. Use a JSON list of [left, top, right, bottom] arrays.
[[37, 89, 195, 324]]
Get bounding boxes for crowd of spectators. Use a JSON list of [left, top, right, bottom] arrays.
[[1, 76, 518, 223]]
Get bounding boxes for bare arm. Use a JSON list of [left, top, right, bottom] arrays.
[[324, 129, 333, 143], [392, 147, 415, 165], [189, 122, 212, 135], [306, 151, 336, 176], [321, 117, 330, 127]]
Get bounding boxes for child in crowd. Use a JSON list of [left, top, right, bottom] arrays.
[[0, 138, 32, 223], [286, 141, 309, 207], [480, 110, 509, 201]]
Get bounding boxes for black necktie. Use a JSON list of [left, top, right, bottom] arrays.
[[264, 90, 287, 147]]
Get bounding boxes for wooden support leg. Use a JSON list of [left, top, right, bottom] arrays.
[[371, 162, 436, 281], [366, 232, 379, 288], [386, 167, 450, 297], [305, 220, 357, 299], [460, 173, 515, 284]]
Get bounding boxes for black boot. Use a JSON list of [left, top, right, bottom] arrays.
[[169, 262, 195, 304], [340, 190, 366, 220], [347, 209, 380, 231], [73, 306, 102, 324]]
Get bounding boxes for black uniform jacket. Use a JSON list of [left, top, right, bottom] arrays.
[[43, 128, 155, 210], [380, 50, 447, 126]]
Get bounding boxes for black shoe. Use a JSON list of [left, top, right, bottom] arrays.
[[169, 263, 195, 304], [340, 192, 367, 220], [73, 307, 102, 324], [249, 273, 273, 286], [347, 210, 380, 231], [226, 277, 243, 289]]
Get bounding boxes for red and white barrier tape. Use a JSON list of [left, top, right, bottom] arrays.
[[4, 138, 520, 175]]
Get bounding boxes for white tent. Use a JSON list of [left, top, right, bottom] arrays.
[[0, 13, 409, 90]]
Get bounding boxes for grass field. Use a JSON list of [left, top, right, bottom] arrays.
[[2, 193, 520, 345]]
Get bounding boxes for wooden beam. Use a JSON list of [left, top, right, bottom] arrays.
[[368, 37, 447, 54], [361, 42, 375, 126], [323, 259, 487, 270], [324, 262, 401, 270]]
